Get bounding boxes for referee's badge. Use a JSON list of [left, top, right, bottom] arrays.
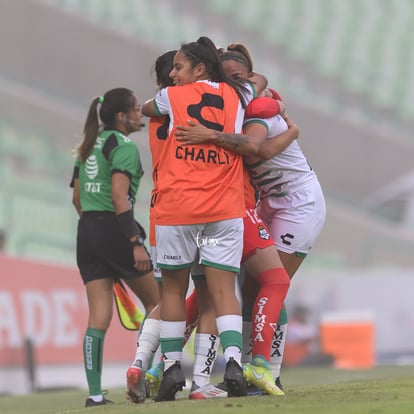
[[258, 225, 270, 240]]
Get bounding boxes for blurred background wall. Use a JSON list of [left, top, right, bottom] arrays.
[[1, 0, 414, 391]]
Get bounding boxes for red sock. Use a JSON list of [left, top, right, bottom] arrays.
[[184, 289, 199, 344], [251, 268, 290, 361]]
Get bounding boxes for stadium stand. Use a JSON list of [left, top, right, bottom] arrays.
[[1, 0, 414, 267], [207, 0, 414, 121], [0, 121, 74, 263], [45, 0, 414, 127], [0, 118, 153, 266]]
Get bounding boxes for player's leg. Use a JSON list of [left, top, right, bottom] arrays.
[[189, 276, 227, 399], [83, 277, 114, 406], [202, 218, 247, 397]]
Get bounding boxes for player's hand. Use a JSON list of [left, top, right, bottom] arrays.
[[133, 246, 152, 273], [277, 100, 286, 119], [175, 120, 215, 145]]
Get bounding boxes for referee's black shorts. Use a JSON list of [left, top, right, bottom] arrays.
[[76, 211, 152, 284]]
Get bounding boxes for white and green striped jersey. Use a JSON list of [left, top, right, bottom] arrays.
[[244, 115, 316, 198]]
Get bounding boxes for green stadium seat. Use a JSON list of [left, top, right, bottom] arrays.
[[46, 0, 414, 123]]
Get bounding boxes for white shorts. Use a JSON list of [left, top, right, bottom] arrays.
[[151, 245, 205, 281], [150, 245, 162, 282], [156, 218, 244, 273], [257, 181, 326, 255]]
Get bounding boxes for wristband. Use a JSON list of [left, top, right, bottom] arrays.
[[116, 210, 141, 240]]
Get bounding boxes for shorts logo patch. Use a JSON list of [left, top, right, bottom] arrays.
[[196, 231, 220, 248], [163, 255, 182, 260], [281, 233, 294, 245], [258, 225, 270, 240]]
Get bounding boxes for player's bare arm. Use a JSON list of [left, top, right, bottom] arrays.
[[175, 120, 263, 156], [255, 118, 299, 161]]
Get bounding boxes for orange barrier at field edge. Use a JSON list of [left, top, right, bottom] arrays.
[[320, 310, 375, 369]]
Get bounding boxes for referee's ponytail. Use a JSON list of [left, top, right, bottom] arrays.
[[75, 88, 135, 163]]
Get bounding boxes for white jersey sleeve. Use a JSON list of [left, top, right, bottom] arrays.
[[240, 81, 255, 105], [153, 88, 171, 116], [244, 115, 316, 197]]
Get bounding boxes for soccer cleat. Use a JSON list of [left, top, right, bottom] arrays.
[[189, 381, 228, 399], [223, 357, 247, 397], [275, 376, 284, 391], [217, 379, 263, 396], [145, 362, 164, 398], [246, 382, 264, 396], [153, 361, 186, 402], [215, 381, 228, 392], [243, 356, 285, 396], [126, 363, 146, 403], [85, 396, 114, 407]]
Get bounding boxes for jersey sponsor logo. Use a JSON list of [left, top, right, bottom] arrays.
[[84, 336, 93, 370], [271, 328, 285, 358], [253, 297, 268, 343], [84, 154, 102, 192], [120, 133, 131, 143], [157, 116, 170, 140], [196, 232, 220, 248], [201, 334, 218, 375], [84, 182, 101, 193], [163, 255, 181, 260], [187, 93, 225, 132], [94, 137, 104, 149], [281, 233, 294, 246], [85, 155, 98, 179], [176, 146, 230, 164], [258, 224, 270, 240]]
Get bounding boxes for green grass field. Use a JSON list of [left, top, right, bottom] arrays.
[[1, 365, 414, 414]]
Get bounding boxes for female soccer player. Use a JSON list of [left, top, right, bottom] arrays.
[[177, 42, 326, 394], [71, 88, 160, 407], [141, 36, 265, 401]]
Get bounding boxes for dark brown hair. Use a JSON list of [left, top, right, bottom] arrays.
[[75, 88, 135, 162], [180, 36, 248, 107], [154, 50, 177, 89]]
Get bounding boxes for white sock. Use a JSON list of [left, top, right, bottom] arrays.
[[159, 320, 186, 368], [270, 322, 288, 378], [216, 314, 242, 365], [192, 333, 220, 387], [89, 394, 103, 402], [150, 346, 162, 369], [132, 318, 160, 371]]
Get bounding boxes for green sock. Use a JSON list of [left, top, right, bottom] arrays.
[[220, 329, 242, 351], [83, 328, 105, 396], [278, 307, 288, 325]]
